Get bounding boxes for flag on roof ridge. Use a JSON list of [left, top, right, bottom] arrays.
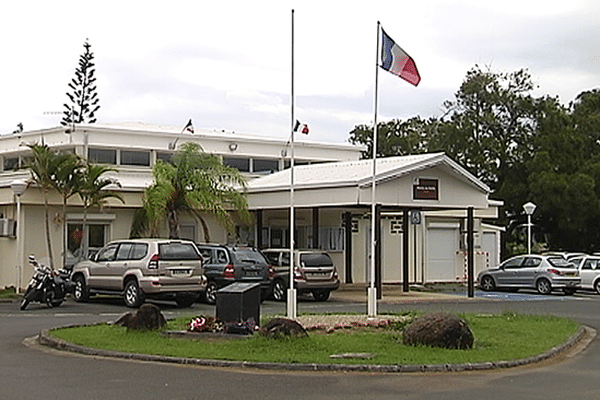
[[183, 119, 194, 133], [294, 120, 309, 135], [380, 28, 421, 86]]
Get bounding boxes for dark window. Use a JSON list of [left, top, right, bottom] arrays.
[[96, 244, 118, 262], [253, 158, 279, 173], [223, 157, 250, 172], [3, 157, 19, 171], [130, 244, 148, 260], [159, 242, 201, 260], [503, 257, 524, 269], [116, 243, 133, 261], [156, 152, 174, 164], [120, 150, 150, 166], [300, 253, 334, 267], [88, 148, 117, 164]]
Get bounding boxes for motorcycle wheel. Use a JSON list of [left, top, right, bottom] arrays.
[[20, 288, 33, 310], [20, 298, 30, 310]]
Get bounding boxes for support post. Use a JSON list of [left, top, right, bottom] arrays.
[[467, 207, 474, 298], [343, 212, 353, 284], [312, 207, 319, 249], [402, 208, 410, 292]]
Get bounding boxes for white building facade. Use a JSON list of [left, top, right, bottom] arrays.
[[0, 123, 502, 290]]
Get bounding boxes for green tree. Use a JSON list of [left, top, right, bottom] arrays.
[[61, 40, 100, 126], [76, 162, 123, 258], [133, 142, 251, 241], [53, 152, 84, 267], [348, 117, 433, 158], [434, 65, 537, 191], [23, 144, 78, 268]]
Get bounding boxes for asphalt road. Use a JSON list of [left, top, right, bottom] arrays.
[[2, 292, 600, 400]]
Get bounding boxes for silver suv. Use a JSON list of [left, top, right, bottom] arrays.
[[71, 239, 207, 308], [262, 249, 340, 301]]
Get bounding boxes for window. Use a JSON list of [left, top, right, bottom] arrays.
[[156, 152, 174, 164], [159, 242, 201, 260], [253, 158, 279, 173], [3, 157, 19, 171], [116, 243, 133, 260], [120, 150, 150, 166], [130, 243, 148, 260], [223, 157, 250, 172], [503, 257, 524, 269], [88, 148, 117, 164], [96, 244, 118, 262], [523, 257, 541, 267]]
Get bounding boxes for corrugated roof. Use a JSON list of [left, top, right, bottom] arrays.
[[246, 152, 490, 193]]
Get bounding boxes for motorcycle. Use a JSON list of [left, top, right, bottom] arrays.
[[20, 255, 73, 310]]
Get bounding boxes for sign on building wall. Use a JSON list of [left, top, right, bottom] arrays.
[[413, 178, 438, 200]]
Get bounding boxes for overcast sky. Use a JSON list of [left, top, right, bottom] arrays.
[[1, 0, 599, 144]]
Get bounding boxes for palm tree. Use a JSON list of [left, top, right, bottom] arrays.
[[135, 142, 250, 241], [76, 162, 124, 258], [23, 144, 77, 268], [52, 152, 84, 267]]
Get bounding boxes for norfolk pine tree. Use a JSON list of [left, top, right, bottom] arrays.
[[61, 40, 100, 126]]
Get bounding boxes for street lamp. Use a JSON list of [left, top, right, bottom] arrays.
[[10, 179, 27, 293], [523, 202, 537, 254]]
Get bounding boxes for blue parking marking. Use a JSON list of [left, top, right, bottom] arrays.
[[448, 291, 589, 301]]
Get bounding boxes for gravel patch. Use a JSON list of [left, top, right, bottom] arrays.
[[294, 314, 410, 333]]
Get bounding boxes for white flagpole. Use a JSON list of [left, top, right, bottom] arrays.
[[368, 21, 381, 317], [287, 9, 297, 319]]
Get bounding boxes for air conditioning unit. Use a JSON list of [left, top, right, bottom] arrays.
[[0, 219, 16, 237]]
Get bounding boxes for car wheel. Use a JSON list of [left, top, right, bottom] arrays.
[[536, 278, 552, 295], [272, 280, 286, 302], [595, 280, 600, 295], [124, 279, 144, 308], [480, 275, 496, 291], [312, 289, 330, 302], [563, 287, 576, 295], [73, 275, 89, 302], [175, 294, 196, 308], [204, 281, 218, 305]]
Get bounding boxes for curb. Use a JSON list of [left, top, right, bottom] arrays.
[[37, 324, 591, 374]]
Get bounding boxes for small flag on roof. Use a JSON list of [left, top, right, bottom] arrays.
[[183, 119, 194, 133], [294, 120, 309, 135], [380, 28, 421, 86]]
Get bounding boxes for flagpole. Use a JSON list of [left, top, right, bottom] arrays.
[[287, 9, 298, 319], [368, 21, 381, 317]]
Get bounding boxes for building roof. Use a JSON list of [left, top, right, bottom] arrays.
[[246, 152, 491, 194]]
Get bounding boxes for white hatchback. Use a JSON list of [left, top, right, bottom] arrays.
[[570, 256, 600, 294]]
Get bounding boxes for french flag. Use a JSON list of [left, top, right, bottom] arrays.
[[380, 28, 421, 86]]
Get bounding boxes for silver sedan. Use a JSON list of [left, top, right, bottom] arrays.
[[478, 254, 580, 295]]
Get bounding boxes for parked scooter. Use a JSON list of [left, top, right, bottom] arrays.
[[20, 255, 73, 310]]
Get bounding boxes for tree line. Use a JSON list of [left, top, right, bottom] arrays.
[[348, 65, 600, 255]]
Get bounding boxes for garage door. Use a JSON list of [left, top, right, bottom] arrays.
[[427, 227, 458, 282]]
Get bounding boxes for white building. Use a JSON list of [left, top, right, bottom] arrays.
[[0, 123, 502, 290]]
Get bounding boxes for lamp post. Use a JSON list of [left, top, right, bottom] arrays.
[[523, 202, 536, 254], [10, 179, 27, 293]]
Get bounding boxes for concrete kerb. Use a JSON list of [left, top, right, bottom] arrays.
[[36, 324, 592, 374]]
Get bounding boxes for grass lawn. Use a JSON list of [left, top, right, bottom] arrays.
[[48, 312, 580, 366]]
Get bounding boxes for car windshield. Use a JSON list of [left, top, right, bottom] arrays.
[[548, 257, 576, 268], [158, 242, 201, 260], [300, 253, 333, 267], [231, 248, 268, 264]]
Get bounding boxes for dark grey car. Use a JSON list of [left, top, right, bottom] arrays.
[[195, 244, 271, 304], [477, 254, 580, 295]]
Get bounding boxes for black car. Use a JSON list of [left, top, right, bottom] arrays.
[[195, 244, 271, 304]]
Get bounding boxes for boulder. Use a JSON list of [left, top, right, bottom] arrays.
[[115, 303, 167, 331], [402, 312, 474, 349], [258, 318, 308, 338]]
